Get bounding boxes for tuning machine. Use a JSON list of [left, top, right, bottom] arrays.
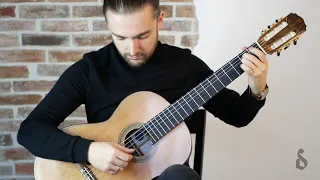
[[284, 43, 291, 50], [277, 50, 281, 56]]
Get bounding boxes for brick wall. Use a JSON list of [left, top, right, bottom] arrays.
[[0, 0, 198, 179]]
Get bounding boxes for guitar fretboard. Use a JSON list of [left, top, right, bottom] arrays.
[[143, 42, 264, 144]]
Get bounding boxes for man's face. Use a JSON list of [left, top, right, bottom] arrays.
[[106, 5, 164, 67]]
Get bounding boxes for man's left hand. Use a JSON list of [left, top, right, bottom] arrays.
[[240, 47, 268, 94]]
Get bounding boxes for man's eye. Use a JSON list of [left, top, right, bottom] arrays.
[[138, 35, 148, 39], [117, 37, 125, 41]]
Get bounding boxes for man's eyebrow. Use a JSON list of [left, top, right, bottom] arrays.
[[112, 30, 151, 39]]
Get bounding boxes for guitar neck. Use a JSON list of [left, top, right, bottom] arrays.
[[144, 42, 265, 144]]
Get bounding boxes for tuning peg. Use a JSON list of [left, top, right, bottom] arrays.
[[275, 19, 279, 23], [293, 40, 297, 45], [277, 51, 281, 56], [268, 25, 271, 29], [284, 43, 290, 50]]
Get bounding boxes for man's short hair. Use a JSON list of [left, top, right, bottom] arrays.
[[103, 0, 160, 20]]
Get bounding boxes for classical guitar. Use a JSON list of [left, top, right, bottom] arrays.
[[34, 13, 307, 180]]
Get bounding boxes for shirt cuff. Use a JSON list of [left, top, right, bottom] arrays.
[[72, 137, 94, 163]]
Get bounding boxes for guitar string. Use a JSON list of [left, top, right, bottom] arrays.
[[121, 41, 263, 148], [84, 40, 269, 177]]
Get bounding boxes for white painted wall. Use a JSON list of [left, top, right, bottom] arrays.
[[192, 0, 320, 179]]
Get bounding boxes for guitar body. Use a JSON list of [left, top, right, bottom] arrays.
[[34, 91, 192, 180]]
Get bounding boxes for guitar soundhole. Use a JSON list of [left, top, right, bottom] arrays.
[[119, 123, 158, 163]]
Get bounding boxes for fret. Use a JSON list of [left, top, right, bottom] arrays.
[[152, 120, 164, 139], [180, 96, 194, 113], [155, 116, 167, 134], [221, 67, 232, 81], [200, 83, 211, 98], [172, 105, 184, 120], [147, 121, 160, 140], [198, 83, 212, 102], [161, 111, 176, 128], [229, 61, 240, 75], [143, 125, 157, 143], [157, 114, 171, 131], [214, 73, 225, 87], [231, 56, 244, 75], [157, 113, 174, 132], [152, 117, 167, 136], [217, 69, 231, 86], [167, 108, 179, 124], [176, 99, 189, 117], [194, 86, 205, 103], [224, 61, 240, 80], [188, 91, 199, 107], [206, 77, 218, 93], [211, 75, 225, 92]]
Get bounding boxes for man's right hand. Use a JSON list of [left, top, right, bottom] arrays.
[[87, 142, 135, 175]]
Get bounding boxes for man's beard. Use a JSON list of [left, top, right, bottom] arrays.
[[121, 34, 158, 68], [122, 52, 150, 67]]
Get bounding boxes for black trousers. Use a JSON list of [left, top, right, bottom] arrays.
[[152, 164, 201, 180]]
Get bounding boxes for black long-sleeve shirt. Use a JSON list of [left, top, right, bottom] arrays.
[[17, 41, 266, 164]]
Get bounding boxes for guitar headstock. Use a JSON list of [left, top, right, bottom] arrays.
[[258, 13, 306, 56]]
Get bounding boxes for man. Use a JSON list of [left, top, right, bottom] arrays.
[[17, 0, 269, 179]]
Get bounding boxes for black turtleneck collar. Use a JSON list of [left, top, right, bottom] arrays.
[[108, 40, 164, 74]]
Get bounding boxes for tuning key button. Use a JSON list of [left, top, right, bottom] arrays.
[[294, 40, 298, 45], [277, 51, 281, 56]]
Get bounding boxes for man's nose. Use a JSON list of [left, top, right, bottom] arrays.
[[129, 39, 140, 56]]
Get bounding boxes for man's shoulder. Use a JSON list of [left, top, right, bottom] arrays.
[[160, 42, 209, 68], [159, 42, 192, 56], [61, 43, 113, 80], [81, 43, 113, 66]]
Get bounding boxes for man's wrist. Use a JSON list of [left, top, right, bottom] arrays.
[[249, 84, 269, 101]]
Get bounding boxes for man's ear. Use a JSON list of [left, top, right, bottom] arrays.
[[157, 11, 165, 30]]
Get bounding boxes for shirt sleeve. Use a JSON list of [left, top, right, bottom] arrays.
[[17, 58, 93, 163], [190, 54, 266, 127]]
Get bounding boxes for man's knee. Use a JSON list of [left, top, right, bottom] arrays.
[[157, 164, 201, 180]]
